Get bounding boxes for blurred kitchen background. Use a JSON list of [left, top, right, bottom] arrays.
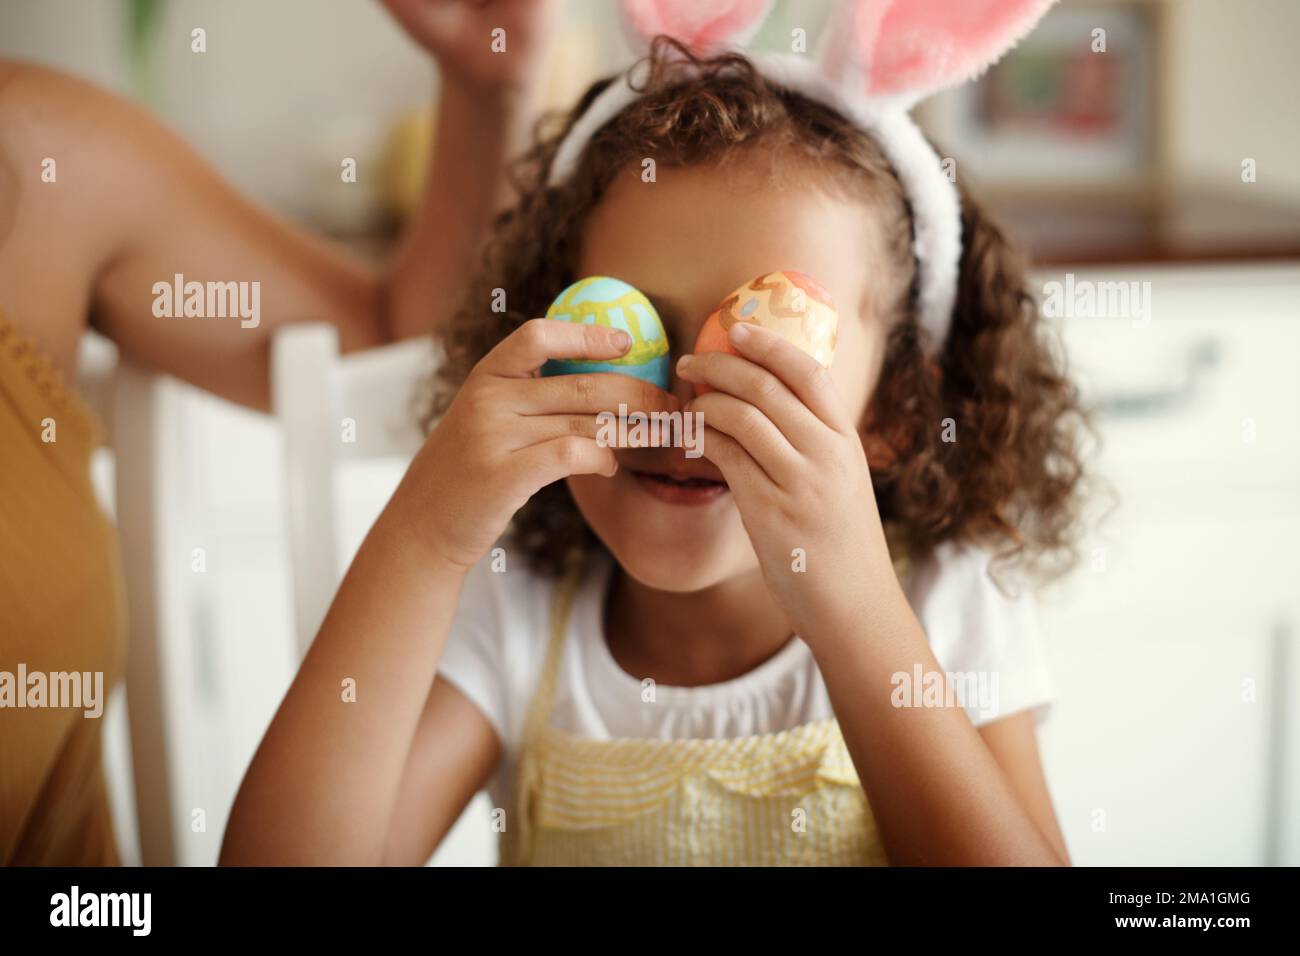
[[2, 0, 1297, 866]]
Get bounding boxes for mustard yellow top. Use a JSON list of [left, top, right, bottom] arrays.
[[0, 313, 125, 865], [502, 555, 888, 866]]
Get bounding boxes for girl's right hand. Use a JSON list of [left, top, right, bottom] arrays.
[[395, 318, 679, 570]]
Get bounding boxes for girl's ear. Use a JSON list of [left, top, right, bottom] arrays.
[[821, 0, 1057, 104], [619, 0, 775, 54]]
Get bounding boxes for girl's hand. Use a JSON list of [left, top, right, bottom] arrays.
[[677, 323, 902, 644], [378, 0, 560, 95], [397, 318, 680, 570]]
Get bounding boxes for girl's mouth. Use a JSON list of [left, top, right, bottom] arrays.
[[630, 470, 730, 506]]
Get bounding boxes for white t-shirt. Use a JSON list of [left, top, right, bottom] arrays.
[[437, 542, 1056, 810]]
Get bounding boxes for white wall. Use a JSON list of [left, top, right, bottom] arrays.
[[0, 0, 629, 222], [1170, 0, 1300, 201], [5, 0, 1298, 210], [0, 0, 430, 218]]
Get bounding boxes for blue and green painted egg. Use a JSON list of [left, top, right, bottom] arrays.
[[541, 276, 670, 389]]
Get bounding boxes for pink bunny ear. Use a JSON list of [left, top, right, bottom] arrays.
[[620, 0, 775, 54], [824, 0, 1057, 103]]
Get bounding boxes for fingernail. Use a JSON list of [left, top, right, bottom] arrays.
[[729, 322, 751, 344], [676, 354, 694, 374], [611, 330, 632, 351]]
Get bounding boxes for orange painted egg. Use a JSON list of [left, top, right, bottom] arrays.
[[692, 271, 838, 394]]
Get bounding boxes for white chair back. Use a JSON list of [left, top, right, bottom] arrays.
[[272, 324, 434, 655], [78, 336, 177, 867], [273, 325, 495, 866]]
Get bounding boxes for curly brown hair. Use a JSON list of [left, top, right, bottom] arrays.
[[427, 39, 1091, 586]]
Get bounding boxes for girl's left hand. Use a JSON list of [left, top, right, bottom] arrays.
[[677, 323, 903, 645], [378, 0, 560, 94]]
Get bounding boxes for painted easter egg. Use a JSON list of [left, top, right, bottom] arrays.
[[541, 276, 671, 389], [692, 271, 838, 394]]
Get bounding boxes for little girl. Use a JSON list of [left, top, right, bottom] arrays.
[[224, 3, 1085, 866]]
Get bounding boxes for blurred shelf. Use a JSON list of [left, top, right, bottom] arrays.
[[330, 185, 1300, 272], [992, 185, 1300, 266]]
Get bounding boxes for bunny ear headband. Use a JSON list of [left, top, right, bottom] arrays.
[[549, 0, 1057, 356]]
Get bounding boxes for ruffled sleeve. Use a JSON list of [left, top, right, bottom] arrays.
[[436, 549, 550, 754], [904, 542, 1057, 727]]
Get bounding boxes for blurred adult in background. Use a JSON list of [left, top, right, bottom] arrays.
[[0, 0, 559, 865]]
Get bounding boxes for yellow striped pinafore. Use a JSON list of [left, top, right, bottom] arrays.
[[501, 557, 889, 866]]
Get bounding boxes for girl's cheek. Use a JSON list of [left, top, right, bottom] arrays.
[[565, 473, 623, 533], [832, 315, 888, 420]]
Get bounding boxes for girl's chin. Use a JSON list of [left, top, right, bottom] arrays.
[[569, 473, 754, 590], [603, 531, 754, 594]]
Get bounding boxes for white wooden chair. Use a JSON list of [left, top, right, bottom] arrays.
[[77, 335, 177, 867], [81, 324, 459, 866], [272, 324, 433, 656], [272, 324, 495, 865]]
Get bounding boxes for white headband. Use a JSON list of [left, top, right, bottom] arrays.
[[544, 0, 1057, 357]]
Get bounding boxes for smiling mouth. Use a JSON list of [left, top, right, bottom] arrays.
[[630, 469, 730, 505]]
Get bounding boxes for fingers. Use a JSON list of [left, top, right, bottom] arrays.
[[517, 370, 680, 417], [689, 390, 797, 485], [699, 425, 766, 490], [504, 414, 599, 449], [518, 407, 687, 452], [514, 435, 618, 486], [725, 323, 851, 432], [482, 318, 632, 378], [676, 350, 813, 448]]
